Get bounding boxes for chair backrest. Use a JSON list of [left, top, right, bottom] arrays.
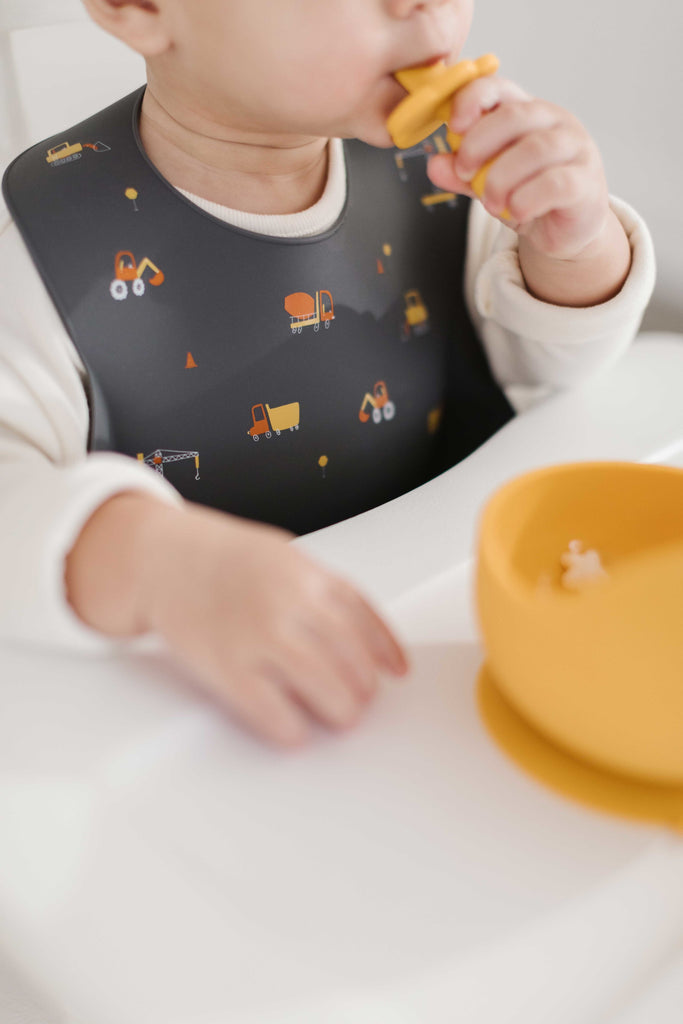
[[0, 1, 144, 169], [0, 1, 86, 158]]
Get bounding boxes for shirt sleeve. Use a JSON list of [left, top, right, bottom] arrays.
[[464, 196, 656, 410], [0, 208, 184, 652]]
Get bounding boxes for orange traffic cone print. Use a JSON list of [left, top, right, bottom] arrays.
[[185, 352, 197, 369]]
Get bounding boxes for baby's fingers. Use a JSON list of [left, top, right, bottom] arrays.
[[481, 126, 583, 219], [221, 668, 312, 748], [330, 581, 409, 677], [454, 99, 561, 184], [448, 76, 531, 135], [427, 80, 532, 199], [268, 641, 368, 732], [510, 162, 591, 225], [426, 152, 476, 197]]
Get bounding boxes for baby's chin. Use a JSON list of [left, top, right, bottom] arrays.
[[330, 114, 399, 150], [351, 125, 397, 149], [300, 79, 405, 148]]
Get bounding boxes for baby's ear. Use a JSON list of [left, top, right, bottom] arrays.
[[82, 0, 171, 58]]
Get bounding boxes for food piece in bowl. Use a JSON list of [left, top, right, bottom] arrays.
[[560, 539, 608, 591]]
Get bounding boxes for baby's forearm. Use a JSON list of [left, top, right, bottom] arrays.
[[518, 208, 631, 308], [65, 492, 182, 637]]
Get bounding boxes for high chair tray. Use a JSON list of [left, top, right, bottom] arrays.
[[0, 334, 682, 1024]]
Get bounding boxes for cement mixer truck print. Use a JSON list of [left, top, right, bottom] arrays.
[[285, 290, 335, 333]]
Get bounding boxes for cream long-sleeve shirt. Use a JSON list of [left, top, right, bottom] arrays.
[[0, 137, 655, 650]]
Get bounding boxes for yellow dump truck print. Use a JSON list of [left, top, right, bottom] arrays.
[[248, 401, 300, 440]]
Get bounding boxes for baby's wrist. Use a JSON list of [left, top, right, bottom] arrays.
[[518, 208, 631, 307], [65, 491, 185, 638], [130, 497, 199, 637]]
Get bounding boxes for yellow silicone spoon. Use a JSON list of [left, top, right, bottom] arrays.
[[388, 53, 508, 216]]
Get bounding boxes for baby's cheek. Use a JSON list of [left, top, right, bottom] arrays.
[[303, 69, 396, 135], [289, 58, 363, 111]]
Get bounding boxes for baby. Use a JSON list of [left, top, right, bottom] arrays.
[[0, 0, 654, 745]]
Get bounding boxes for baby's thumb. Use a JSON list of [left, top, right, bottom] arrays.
[[426, 153, 475, 198]]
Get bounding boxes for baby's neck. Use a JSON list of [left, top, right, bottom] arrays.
[[138, 87, 330, 215]]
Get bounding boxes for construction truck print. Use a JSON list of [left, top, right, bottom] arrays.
[[421, 186, 458, 210], [402, 289, 430, 338], [46, 140, 111, 167], [285, 291, 335, 334], [359, 381, 396, 424], [137, 449, 200, 479], [394, 131, 458, 209], [393, 136, 442, 182], [110, 251, 165, 300], [248, 400, 301, 440]]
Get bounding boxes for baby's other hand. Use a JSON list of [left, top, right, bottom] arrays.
[[426, 75, 611, 261], [144, 505, 409, 748]]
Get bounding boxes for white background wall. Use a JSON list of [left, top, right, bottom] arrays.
[[2, 0, 682, 330], [467, 0, 683, 331]]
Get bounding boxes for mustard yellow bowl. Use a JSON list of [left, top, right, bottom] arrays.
[[476, 461, 683, 786]]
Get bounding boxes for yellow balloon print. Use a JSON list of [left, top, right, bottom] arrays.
[[318, 455, 328, 479], [125, 187, 139, 211], [427, 405, 444, 435]]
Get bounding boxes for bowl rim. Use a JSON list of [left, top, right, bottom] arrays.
[[477, 459, 683, 601]]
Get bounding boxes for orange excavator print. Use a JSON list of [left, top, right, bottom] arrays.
[[359, 381, 396, 424], [110, 252, 165, 301]]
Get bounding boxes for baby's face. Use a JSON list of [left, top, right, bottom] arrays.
[[160, 0, 474, 145]]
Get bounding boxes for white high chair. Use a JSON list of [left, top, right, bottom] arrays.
[[0, 0, 144, 171], [1, 6, 683, 1024]]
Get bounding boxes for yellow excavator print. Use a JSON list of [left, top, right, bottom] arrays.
[[403, 289, 430, 337], [46, 140, 111, 167]]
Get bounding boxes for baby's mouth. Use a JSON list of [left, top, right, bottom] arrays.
[[391, 53, 450, 94], [402, 52, 450, 71]]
